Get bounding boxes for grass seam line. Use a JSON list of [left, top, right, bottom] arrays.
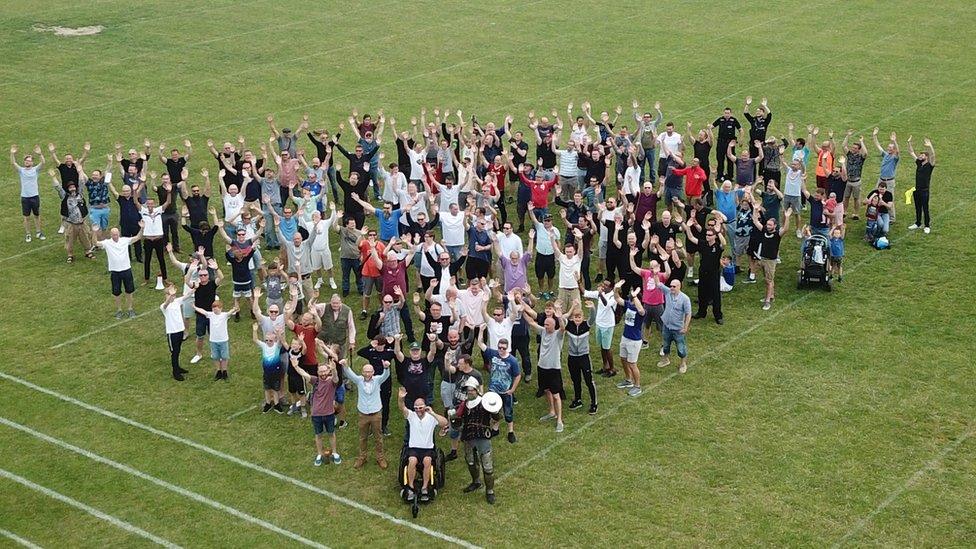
[[0, 416, 330, 549], [50, 309, 155, 350], [0, 467, 181, 549], [0, 528, 43, 549], [0, 373, 482, 549]]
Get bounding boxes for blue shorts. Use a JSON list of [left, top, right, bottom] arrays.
[[335, 383, 346, 404], [89, 207, 110, 230], [210, 340, 229, 360], [195, 313, 210, 338], [311, 414, 336, 435]]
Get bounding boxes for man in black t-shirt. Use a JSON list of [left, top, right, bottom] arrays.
[[159, 140, 191, 184], [865, 182, 894, 236], [683, 221, 726, 324], [907, 137, 936, 232], [189, 262, 223, 364], [751, 206, 792, 311], [711, 108, 741, 182], [393, 337, 439, 406]]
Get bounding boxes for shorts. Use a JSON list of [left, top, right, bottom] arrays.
[[760, 258, 777, 280], [440, 381, 455, 409], [619, 337, 642, 363], [262, 368, 282, 391], [815, 174, 828, 190], [657, 157, 669, 177], [783, 195, 802, 213], [534, 253, 555, 279], [843, 179, 861, 202], [210, 340, 230, 360], [335, 383, 346, 404], [362, 276, 381, 295], [406, 447, 436, 462], [232, 281, 253, 298], [831, 257, 843, 266], [89, 206, 110, 230], [536, 368, 565, 398], [311, 414, 336, 435], [110, 269, 135, 296], [181, 298, 195, 319], [195, 312, 210, 338], [289, 363, 312, 394], [595, 326, 614, 349], [20, 195, 40, 217], [310, 249, 333, 271], [733, 234, 750, 256]]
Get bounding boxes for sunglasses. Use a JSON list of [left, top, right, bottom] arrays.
[[383, 300, 393, 304]]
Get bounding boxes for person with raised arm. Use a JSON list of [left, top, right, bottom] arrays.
[[10, 144, 46, 242], [906, 136, 936, 233]]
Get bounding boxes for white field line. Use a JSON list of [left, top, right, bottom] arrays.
[[0, 468, 180, 549], [0, 243, 56, 263], [831, 423, 976, 547], [0, 417, 328, 548], [0, 372, 482, 549], [4, 0, 541, 131], [0, 0, 398, 90], [50, 309, 155, 350], [497, 194, 970, 484], [227, 404, 260, 421], [0, 529, 43, 549]]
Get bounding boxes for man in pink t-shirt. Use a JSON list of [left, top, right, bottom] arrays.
[[629, 254, 672, 350]]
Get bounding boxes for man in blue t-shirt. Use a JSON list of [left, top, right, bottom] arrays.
[[478, 339, 522, 444], [354, 194, 402, 242], [617, 287, 646, 397]]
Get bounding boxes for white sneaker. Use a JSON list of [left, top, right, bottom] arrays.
[[25, 234, 32, 243], [190, 354, 202, 364], [329, 278, 337, 289], [315, 278, 324, 289], [37, 232, 46, 241], [539, 412, 556, 422], [796, 229, 803, 239], [762, 300, 771, 311], [908, 224, 919, 230], [659, 346, 665, 357], [555, 421, 564, 433], [923, 227, 930, 234], [57, 225, 65, 235]]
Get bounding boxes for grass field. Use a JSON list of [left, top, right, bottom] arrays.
[[2, 1, 976, 547]]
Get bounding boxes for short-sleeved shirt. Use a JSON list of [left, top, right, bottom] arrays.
[[879, 152, 899, 179], [258, 341, 282, 372], [621, 302, 645, 341], [484, 349, 520, 393], [100, 237, 133, 272], [406, 411, 439, 449], [639, 269, 667, 306], [534, 327, 564, 370], [660, 286, 692, 330], [398, 357, 430, 403], [293, 325, 318, 366], [309, 376, 337, 416], [358, 241, 386, 277], [375, 209, 403, 241], [915, 159, 934, 191], [17, 166, 40, 197]]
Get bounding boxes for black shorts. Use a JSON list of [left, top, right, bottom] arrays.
[[535, 367, 565, 399], [289, 363, 312, 394], [195, 312, 210, 338], [110, 269, 135, 296], [657, 157, 669, 177], [262, 368, 282, 391], [21, 196, 40, 217], [534, 253, 556, 279], [406, 447, 436, 462]]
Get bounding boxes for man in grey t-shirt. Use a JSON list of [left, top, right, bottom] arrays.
[[657, 279, 692, 374], [11, 144, 46, 242], [522, 301, 568, 433]]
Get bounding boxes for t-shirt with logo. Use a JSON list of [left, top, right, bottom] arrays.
[[484, 349, 520, 393], [621, 302, 645, 341]]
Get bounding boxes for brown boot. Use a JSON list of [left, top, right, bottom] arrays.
[[377, 456, 388, 470], [354, 456, 366, 469]]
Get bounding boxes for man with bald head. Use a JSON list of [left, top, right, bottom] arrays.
[[343, 360, 392, 469], [656, 278, 692, 374], [95, 224, 145, 318], [397, 386, 448, 502]]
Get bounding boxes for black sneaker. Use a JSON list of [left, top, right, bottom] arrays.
[[359, 310, 367, 320], [568, 399, 583, 410], [490, 429, 500, 439], [507, 432, 517, 444], [337, 420, 348, 429], [262, 403, 273, 413], [445, 450, 458, 461], [486, 491, 496, 505], [273, 402, 285, 414], [715, 318, 724, 325], [222, 371, 229, 381], [234, 311, 240, 322], [214, 371, 222, 381], [172, 372, 184, 381], [588, 404, 598, 415], [177, 367, 188, 374], [382, 427, 392, 437], [463, 482, 482, 493], [594, 272, 604, 284]]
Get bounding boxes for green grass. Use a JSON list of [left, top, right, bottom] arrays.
[[2, 1, 976, 547]]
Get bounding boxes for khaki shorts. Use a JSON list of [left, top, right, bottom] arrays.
[[760, 258, 777, 280], [556, 287, 580, 311], [843, 179, 861, 202]]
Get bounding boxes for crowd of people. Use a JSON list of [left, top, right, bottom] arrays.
[[10, 99, 938, 505]]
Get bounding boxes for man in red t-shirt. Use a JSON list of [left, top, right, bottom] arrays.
[[357, 229, 386, 319], [673, 158, 707, 200], [520, 169, 558, 217], [286, 308, 322, 416]]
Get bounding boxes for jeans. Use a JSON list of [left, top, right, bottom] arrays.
[[340, 257, 363, 295], [327, 166, 340, 204], [161, 212, 180, 251], [512, 333, 532, 378], [662, 327, 688, 358], [877, 213, 890, 235], [263, 204, 282, 248], [641, 147, 656, 181], [369, 165, 381, 199]]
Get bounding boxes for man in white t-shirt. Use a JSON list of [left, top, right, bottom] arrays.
[[398, 386, 448, 501], [96, 225, 145, 318], [582, 279, 624, 377], [161, 285, 193, 381], [309, 205, 338, 289], [10, 144, 46, 242], [483, 290, 517, 351], [218, 172, 245, 239], [549, 226, 582, 311], [193, 297, 239, 381], [656, 122, 683, 181], [494, 223, 523, 257], [439, 203, 467, 260]]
